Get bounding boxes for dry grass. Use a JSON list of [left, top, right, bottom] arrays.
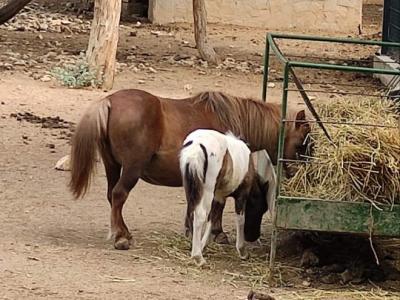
[[145, 230, 400, 299], [283, 97, 400, 206], [270, 288, 400, 300], [147, 230, 301, 288]]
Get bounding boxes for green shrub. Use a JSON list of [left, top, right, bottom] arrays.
[[51, 55, 101, 88]]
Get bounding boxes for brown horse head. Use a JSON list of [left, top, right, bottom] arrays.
[[284, 109, 313, 177]]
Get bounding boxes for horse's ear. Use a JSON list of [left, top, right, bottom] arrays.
[[295, 110, 309, 130]]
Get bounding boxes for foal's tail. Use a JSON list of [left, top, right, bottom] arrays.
[[69, 98, 111, 198], [180, 141, 209, 207]]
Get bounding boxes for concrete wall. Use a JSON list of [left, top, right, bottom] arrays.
[[363, 0, 383, 4], [149, 0, 363, 33], [373, 55, 400, 90]]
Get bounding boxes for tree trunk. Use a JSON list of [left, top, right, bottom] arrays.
[[86, 0, 121, 90], [0, 0, 33, 24], [192, 0, 219, 65]]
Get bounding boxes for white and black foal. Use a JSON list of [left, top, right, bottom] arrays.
[[180, 129, 276, 266]]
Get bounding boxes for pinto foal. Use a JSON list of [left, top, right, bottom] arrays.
[[180, 129, 276, 266]]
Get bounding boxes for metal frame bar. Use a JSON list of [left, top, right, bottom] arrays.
[[261, 37, 270, 101], [268, 32, 400, 48], [261, 32, 400, 273], [262, 33, 400, 101]]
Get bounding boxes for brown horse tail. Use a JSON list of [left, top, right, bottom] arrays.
[[69, 98, 111, 199]]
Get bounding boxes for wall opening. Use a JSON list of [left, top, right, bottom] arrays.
[[122, 0, 149, 20]]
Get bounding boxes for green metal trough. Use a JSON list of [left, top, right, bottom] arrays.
[[261, 33, 400, 269]]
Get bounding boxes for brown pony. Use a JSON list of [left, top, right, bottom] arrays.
[[69, 89, 311, 250]]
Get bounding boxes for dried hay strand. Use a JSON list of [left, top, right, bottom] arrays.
[[284, 97, 400, 206]]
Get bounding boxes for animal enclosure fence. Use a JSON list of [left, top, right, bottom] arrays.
[[261, 33, 400, 270]]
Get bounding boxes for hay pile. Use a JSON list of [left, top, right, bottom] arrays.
[[283, 97, 400, 205]]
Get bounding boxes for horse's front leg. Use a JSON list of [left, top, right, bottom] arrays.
[[210, 199, 230, 244], [235, 198, 249, 260]]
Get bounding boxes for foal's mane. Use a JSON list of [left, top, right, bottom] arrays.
[[191, 91, 288, 150]]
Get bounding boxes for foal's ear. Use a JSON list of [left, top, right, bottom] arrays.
[[295, 110, 309, 130]]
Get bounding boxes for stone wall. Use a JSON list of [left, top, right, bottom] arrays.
[[149, 0, 363, 33]]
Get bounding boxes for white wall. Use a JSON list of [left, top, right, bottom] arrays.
[[149, 0, 364, 34]]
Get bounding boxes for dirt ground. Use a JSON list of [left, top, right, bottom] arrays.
[[1, 2, 400, 299]]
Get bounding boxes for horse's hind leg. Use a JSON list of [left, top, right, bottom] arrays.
[[104, 158, 121, 206], [184, 204, 193, 239], [185, 198, 229, 245], [210, 199, 230, 244], [192, 191, 213, 266], [201, 219, 212, 251], [103, 158, 127, 239], [100, 148, 130, 241], [110, 166, 140, 250]]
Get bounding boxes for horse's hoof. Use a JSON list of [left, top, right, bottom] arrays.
[[192, 255, 206, 267], [238, 248, 250, 260], [114, 238, 130, 250], [214, 232, 230, 245]]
